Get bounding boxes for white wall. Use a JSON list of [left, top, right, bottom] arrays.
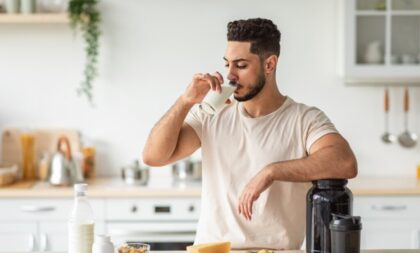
[[1, 0, 419, 177]]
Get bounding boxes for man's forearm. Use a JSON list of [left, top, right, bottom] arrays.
[[266, 144, 357, 182], [143, 96, 194, 165]]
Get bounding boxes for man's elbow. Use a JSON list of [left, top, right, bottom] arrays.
[[344, 156, 358, 179], [142, 150, 166, 167]]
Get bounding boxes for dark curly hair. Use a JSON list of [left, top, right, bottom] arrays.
[[227, 18, 281, 59]]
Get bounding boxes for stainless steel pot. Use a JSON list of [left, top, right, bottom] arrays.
[[172, 159, 202, 182], [121, 160, 149, 185]]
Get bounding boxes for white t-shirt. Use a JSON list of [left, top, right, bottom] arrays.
[[185, 97, 338, 250]]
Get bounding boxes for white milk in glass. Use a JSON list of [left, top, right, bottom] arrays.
[[68, 223, 94, 253]]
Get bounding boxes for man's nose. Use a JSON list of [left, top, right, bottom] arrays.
[[226, 72, 237, 83]]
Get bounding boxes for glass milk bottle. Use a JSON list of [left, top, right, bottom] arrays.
[[68, 183, 94, 253]]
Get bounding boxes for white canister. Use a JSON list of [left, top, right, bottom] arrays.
[[39, 0, 67, 12], [401, 54, 416, 64], [20, 0, 35, 13], [390, 54, 400, 64], [92, 235, 114, 253], [5, 0, 20, 13], [364, 41, 383, 64]]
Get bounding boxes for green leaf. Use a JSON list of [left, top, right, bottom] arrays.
[[68, 0, 101, 105]]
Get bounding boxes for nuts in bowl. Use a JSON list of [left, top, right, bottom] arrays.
[[118, 242, 150, 253]]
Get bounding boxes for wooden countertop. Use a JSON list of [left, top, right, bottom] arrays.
[[0, 177, 420, 198], [0, 178, 201, 198], [161, 251, 418, 253], [9, 250, 420, 253], [348, 177, 420, 196], [167, 251, 419, 253]]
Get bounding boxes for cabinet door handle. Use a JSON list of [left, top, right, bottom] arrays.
[[20, 205, 56, 213], [40, 233, 49, 252], [371, 205, 407, 211], [28, 233, 36, 252], [110, 229, 197, 236]]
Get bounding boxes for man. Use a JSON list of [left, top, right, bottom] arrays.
[[143, 18, 357, 250]]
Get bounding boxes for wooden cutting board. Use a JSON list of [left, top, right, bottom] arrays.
[[1, 128, 81, 171]]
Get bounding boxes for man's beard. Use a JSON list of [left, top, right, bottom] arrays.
[[232, 70, 266, 102]]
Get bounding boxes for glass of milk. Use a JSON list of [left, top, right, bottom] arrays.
[[199, 84, 236, 115]]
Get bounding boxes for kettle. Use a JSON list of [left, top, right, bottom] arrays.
[[49, 136, 83, 186]]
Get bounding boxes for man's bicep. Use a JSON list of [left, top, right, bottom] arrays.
[[166, 123, 201, 164], [309, 133, 350, 155]]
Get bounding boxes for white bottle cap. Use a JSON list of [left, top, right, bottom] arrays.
[[93, 234, 114, 253], [74, 183, 88, 193], [95, 234, 110, 242]]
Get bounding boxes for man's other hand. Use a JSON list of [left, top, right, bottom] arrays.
[[238, 166, 274, 221]]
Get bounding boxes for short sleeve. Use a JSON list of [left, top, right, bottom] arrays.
[[185, 105, 205, 141], [303, 107, 338, 153]]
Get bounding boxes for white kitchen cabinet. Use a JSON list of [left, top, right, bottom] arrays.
[[0, 198, 105, 252], [105, 198, 201, 221], [0, 196, 199, 251], [0, 221, 37, 252], [38, 221, 67, 252], [359, 219, 420, 249], [38, 221, 106, 252], [105, 197, 200, 250], [354, 196, 420, 249], [341, 0, 420, 85]]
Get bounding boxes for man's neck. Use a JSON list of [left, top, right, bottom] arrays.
[[242, 82, 286, 118]]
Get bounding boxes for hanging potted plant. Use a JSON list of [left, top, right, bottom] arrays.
[[68, 0, 101, 105]]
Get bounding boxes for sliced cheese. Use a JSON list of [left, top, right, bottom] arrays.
[[186, 241, 231, 253]]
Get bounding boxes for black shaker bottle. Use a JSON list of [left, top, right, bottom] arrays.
[[306, 179, 353, 253], [330, 214, 362, 253]]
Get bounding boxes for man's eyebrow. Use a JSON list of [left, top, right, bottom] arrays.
[[223, 57, 249, 63]]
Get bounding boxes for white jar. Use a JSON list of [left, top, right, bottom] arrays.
[[364, 41, 383, 64], [401, 54, 416, 64], [39, 0, 67, 12], [5, 0, 20, 13], [92, 235, 114, 253], [20, 0, 35, 13]]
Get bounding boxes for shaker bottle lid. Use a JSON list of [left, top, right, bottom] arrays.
[[329, 214, 362, 231], [313, 179, 348, 188], [74, 183, 88, 193], [95, 234, 111, 243]]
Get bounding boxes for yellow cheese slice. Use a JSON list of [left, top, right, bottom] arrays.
[[186, 241, 231, 253]]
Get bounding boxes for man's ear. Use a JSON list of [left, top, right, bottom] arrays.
[[264, 55, 278, 74]]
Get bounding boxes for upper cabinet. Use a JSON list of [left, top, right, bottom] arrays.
[[343, 0, 420, 85]]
